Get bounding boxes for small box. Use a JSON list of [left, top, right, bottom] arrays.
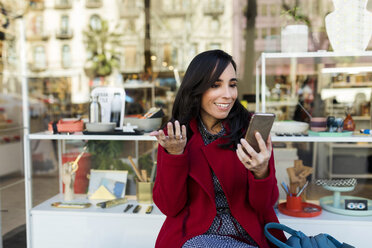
[[136, 181, 154, 204]]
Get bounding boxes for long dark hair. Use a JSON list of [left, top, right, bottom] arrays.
[[171, 49, 250, 149]]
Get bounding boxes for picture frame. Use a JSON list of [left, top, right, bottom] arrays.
[[88, 169, 128, 200]]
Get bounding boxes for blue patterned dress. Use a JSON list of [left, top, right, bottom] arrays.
[[182, 120, 258, 248]]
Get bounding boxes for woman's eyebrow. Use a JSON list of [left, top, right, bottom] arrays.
[[216, 77, 238, 82]]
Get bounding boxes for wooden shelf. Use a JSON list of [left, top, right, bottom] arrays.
[[331, 82, 372, 87]]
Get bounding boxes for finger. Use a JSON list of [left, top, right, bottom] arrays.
[[167, 122, 174, 139], [236, 145, 247, 164], [237, 144, 253, 164], [174, 121, 181, 139], [236, 147, 252, 170], [266, 134, 273, 154], [236, 148, 245, 165], [255, 132, 267, 154], [149, 130, 159, 136], [158, 129, 167, 141], [240, 138, 257, 157], [181, 125, 187, 140]]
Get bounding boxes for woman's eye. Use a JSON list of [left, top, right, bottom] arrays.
[[211, 83, 219, 88], [230, 82, 238, 87]]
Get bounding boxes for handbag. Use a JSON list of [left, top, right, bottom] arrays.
[[264, 222, 355, 248]]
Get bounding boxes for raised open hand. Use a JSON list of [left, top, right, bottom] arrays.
[[150, 120, 187, 155]]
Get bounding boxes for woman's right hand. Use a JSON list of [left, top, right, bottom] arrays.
[[150, 120, 187, 155]]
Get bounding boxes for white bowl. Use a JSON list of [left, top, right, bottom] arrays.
[[271, 121, 309, 134], [86, 122, 116, 132], [123, 117, 162, 131]]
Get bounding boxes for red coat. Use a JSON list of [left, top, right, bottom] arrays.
[[153, 119, 286, 248]]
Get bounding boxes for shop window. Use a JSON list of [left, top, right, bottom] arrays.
[[34, 45, 46, 70], [62, 45, 71, 68]]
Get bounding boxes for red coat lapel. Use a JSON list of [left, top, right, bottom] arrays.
[[187, 119, 247, 202]]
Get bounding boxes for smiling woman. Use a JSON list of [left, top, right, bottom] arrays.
[[200, 62, 238, 134], [150, 50, 286, 248]]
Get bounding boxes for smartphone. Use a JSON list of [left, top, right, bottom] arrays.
[[244, 113, 275, 153]]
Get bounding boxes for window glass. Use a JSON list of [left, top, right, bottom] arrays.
[[90, 14, 101, 30], [34, 45, 46, 69], [61, 15, 69, 33], [62, 45, 71, 68]]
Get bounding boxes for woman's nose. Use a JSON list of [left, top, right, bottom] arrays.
[[221, 85, 233, 98]]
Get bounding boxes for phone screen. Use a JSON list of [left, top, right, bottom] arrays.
[[244, 113, 275, 152]]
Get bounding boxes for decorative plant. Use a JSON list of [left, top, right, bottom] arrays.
[[281, 0, 329, 51], [281, 4, 311, 26], [83, 18, 122, 78], [86, 140, 154, 177], [87, 140, 132, 171]]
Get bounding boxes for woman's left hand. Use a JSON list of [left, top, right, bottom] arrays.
[[236, 132, 272, 179]]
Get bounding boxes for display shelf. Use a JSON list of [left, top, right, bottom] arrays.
[[32, 194, 165, 248], [325, 142, 372, 179], [328, 143, 372, 148], [258, 51, 372, 59], [32, 194, 163, 217], [331, 82, 372, 87], [123, 82, 155, 89], [31, 194, 372, 248], [28, 131, 157, 141], [271, 135, 372, 143], [27, 131, 372, 143]]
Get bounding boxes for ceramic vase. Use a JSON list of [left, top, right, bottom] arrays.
[[325, 0, 372, 52], [281, 24, 308, 53]]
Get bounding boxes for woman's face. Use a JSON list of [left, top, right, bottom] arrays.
[[200, 62, 238, 128]]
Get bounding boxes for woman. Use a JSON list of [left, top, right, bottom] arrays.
[[150, 50, 286, 248]]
